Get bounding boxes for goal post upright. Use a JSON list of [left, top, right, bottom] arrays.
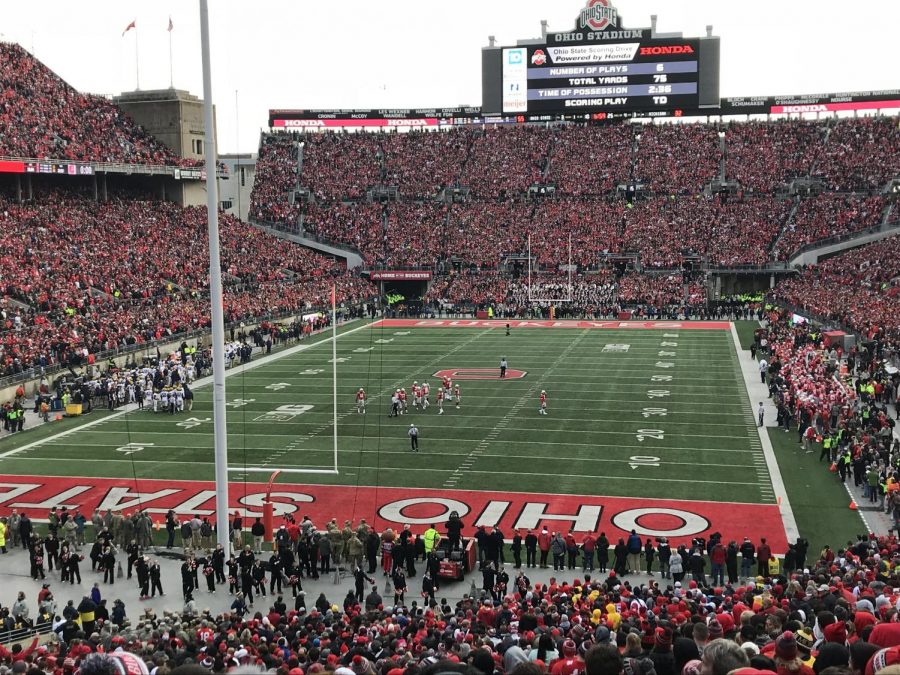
[[527, 231, 574, 304]]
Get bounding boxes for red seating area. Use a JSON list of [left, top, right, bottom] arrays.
[[774, 195, 887, 260], [811, 117, 900, 191], [633, 123, 719, 194], [723, 119, 822, 193], [0, 191, 374, 376], [381, 130, 470, 198], [0, 43, 194, 166], [773, 235, 900, 344], [461, 127, 551, 198], [548, 124, 632, 195], [622, 196, 791, 268]]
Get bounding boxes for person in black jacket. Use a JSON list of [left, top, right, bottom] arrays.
[[251, 518, 266, 554], [613, 538, 628, 576], [524, 530, 537, 569], [181, 560, 195, 601], [136, 556, 150, 599], [149, 560, 163, 598], [354, 566, 374, 602], [44, 533, 60, 571], [391, 567, 407, 606], [422, 569, 436, 606], [597, 533, 610, 573], [165, 510, 177, 549], [251, 559, 267, 598], [269, 553, 283, 595], [740, 537, 755, 579], [226, 556, 239, 594], [212, 544, 226, 584], [68, 549, 82, 584], [125, 540, 141, 579], [198, 555, 216, 593], [19, 513, 33, 549], [726, 541, 739, 584], [365, 530, 379, 574], [101, 546, 116, 584], [511, 531, 523, 569]]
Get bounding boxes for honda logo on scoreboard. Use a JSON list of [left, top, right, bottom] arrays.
[[579, 0, 620, 31]]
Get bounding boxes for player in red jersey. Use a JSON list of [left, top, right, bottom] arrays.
[[442, 376, 452, 401], [539, 390, 548, 415], [436, 388, 444, 415], [398, 388, 407, 415], [454, 384, 461, 409], [356, 388, 367, 414]]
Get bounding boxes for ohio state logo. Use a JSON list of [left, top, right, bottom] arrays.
[[531, 49, 547, 66], [433, 368, 527, 380], [579, 0, 618, 31]]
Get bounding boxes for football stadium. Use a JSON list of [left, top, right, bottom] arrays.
[[0, 2, 899, 674]]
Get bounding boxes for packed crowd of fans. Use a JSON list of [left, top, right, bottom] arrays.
[[811, 117, 900, 192], [0, 43, 196, 166], [774, 196, 888, 261], [8, 511, 900, 675], [249, 116, 898, 271], [422, 271, 704, 317], [548, 125, 633, 196], [0, 189, 375, 377], [622, 197, 791, 268], [723, 119, 823, 194], [772, 236, 900, 346], [633, 123, 720, 195]]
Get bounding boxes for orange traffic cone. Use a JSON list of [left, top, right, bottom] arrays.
[[849, 502, 858, 511], [54, 414, 63, 421], [829, 462, 837, 473]]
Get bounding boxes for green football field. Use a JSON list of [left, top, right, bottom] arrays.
[[0, 319, 770, 502]]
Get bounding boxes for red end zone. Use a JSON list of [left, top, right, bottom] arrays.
[[376, 319, 731, 330], [0, 476, 788, 553]]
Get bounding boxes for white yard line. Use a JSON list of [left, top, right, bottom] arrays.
[[0, 319, 373, 461], [729, 322, 800, 541]]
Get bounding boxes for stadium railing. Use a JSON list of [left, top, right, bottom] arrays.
[[250, 219, 365, 258], [785, 220, 900, 263], [0, 156, 220, 176], [0, 622, 52, 646]]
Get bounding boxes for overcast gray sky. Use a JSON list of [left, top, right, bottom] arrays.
[[1, 0, 896, 153]]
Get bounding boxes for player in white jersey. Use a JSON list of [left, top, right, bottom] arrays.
[[356, 388, 367, 414], [454, 384, 461, 409], [144, 386, 153, 411], [155, 389, 164, 413], [174, 386, 184, 412], [422, 381, 430, 409], [436, 388, 444, 415]]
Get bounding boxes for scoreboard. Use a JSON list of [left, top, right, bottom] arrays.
[[502, 39, 708, 114], [484, 0, 720, 116]]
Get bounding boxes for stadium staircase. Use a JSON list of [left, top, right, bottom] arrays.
[[248, 220, 364, 270], [788, 200, 900, 266]]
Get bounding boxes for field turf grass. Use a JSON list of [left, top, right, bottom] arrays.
[[0, 318, 867, 550], [1, 321, 768, 500]]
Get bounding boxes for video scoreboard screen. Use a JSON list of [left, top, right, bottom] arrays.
[[502, 39, 707, 114], [484, 0, 720, 117]]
